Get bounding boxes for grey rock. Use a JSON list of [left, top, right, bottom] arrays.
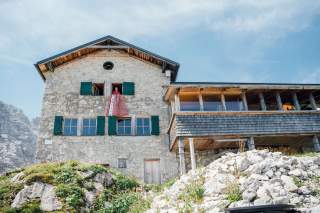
[[298, 186, 311, 195], [10, 172, 25, 183], [11, 187, 29, 208], [288, 169, 302, 176], [242, 190, 256, 202], [93, 172, 113, 187], [254, 197, 272, 205], [236, 157, 251, 171], [84, 189, 96, 207], [40, 185, 62, 211], [281, 175, 298, 192], [273, 196, 289, 204]]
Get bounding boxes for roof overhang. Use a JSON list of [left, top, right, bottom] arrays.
[[164, 82, 320, 101], [34, 35, 180, 82]]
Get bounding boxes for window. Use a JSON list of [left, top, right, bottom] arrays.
[[179, 94, 200, 111], [93, 83, 104, 96], [117, 118, 131, 135], [63, 118, 77, 136], [118, 158, 127, 168], [82, 118, 97, 136], [136, 118, 151, 136], [202, 94, 223, 111], [112, 83, 122, 94], [225, 95, 244, 111]]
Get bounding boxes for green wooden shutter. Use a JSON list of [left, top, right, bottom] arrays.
[[108, 116, 117, 135], [53, 116, 63, 136], [80, 82, 92, 95], [96, 116, 105, 135], [151, 115, 160, 135], [122, 82, 135, 95]]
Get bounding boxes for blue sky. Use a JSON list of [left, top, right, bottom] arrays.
[[0, 0, 320, 119]]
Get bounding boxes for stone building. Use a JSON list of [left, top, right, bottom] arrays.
[[35, 35, 320, 183]]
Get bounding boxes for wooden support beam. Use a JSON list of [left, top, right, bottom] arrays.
[[313, 135, 320, 152], [174, 94, 180, 111], [241, 92, 248, 111], [178, 137, 186, 175], [199, 93, 204, 111], [221, 93, 227, 111], [189, 138, 196, 171], [46, 62, 54, 72], [87, 45, 129, 49], [292, 92, 301, 111], [309, 93, 318, 110], [259, 92, 267, 111], [247, 137, 255, 150], [276, 92, 283, 111]]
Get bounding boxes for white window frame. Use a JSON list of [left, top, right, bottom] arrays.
[[82, 118, 97, 136], [63, 118, 78, 136], [136, 117, 151, 136]]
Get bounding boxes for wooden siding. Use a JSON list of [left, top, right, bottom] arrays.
[[171, 111, 320, 137]]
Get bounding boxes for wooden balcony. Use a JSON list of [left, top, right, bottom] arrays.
[[168, 110, 320, 151]]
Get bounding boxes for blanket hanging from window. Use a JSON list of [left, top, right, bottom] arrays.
[[105, 90, 128, 117]]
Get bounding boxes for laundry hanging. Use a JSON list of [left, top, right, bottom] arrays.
[[105, 88, 128, 117]]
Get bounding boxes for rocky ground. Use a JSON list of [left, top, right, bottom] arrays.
[[148, 150, 320, 213], [0, 101, 39, 174], [0, 161, 150, 212]]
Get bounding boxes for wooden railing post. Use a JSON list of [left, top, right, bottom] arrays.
[[241, 92, 248, 111], [259, 92, 267, 111], [189, 138, 196, 171], [178, 137, 186, 175], [276, 92, 283, 111], [292, 92, 301, 111]]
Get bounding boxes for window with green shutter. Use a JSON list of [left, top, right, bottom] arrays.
[[53, 116, 63, 136], [80, 82, 92, 95], [96, 116, 105, 135], [108, 116, 117, 135], [151, 115, 160, 135], [122, 82, 135, 95]]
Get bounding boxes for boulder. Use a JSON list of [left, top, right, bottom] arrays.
[[93, 172, 113, 187], [281, 175, 298, 192], [242, 190, 256, 202], [10, 172, 25, 183], [84, 189, 96, 207], [40, 185, 62, 211]]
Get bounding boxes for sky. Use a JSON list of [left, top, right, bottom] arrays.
[[0, 0, 320, 119]]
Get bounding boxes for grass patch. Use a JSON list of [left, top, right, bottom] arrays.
[[225, 182, 242, 203], [178, 179, 205, 204], [293, 176, 304, 187], [55, 184, 84, 210], [0, 175, 24, 211]]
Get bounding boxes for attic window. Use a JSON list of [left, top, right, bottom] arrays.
[[93, 83, 104, 96], [103, 61, 114, 70], [112, 83, 122, 94]]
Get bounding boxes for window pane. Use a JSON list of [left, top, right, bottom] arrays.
[[63, 118, 77, 136], [82, 118, 96, 136], [180, 94, 200, 111], [225, 95, 244, 111], [203, 95, 222, 111], [136, 118, 150, 136], [117, 119, 131, 135]]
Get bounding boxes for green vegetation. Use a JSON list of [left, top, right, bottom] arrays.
[[293, 176, 304, 187], [0, 161, 146, 213], [225, 182, 242, 203], [178, 178, 205, 205], [291, 152, 319, 157]]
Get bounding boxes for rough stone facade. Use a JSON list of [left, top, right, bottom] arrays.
[[36, 50, 179, 182]]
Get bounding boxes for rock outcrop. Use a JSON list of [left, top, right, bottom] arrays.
[[0, 101, 39, 174], [148, 150, 320, 212]]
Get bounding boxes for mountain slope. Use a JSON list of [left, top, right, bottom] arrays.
[[0, 101, 38, 174]]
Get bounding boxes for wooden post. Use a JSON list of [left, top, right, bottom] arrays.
[[309, 93, 318, 110], [178, 137, 186, 175], [241, 92, 248, 111], [313, 135, 320, 152], [189, 138, 196, 171], [247, 137, 255, 150], [199, 93, 204, 111], [175, 94, 180, 111], [170, 100, 175, 114], [292, 92, 301, 111], [276, 92, 283, 111], [259, 92, 267, 111], [221, 93, 227, 111]]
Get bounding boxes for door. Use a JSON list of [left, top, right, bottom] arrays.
[[144, 159, 160, 184]]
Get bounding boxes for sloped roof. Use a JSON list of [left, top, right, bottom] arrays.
[[34, 35, 180, 82]]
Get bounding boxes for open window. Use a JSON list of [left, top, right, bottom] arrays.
[[112, 83, 123, 94], [93, 83, 104, 96]]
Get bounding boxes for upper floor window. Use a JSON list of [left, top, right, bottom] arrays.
[[63, 118, 77, 136], [180, 94, 200, 111], [203, 94, 222, 111], [82, 118, 97, 136], [225, 95, 244, 111], [136, 118, 151, 136], [80, 82, 104, 96], [118, 158, 127, 168], [117, 118, 131, 136]]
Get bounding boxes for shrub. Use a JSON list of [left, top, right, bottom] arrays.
[[20, 200, 42, 213], [53, 168, 82, 185], [178, 180, 205, 204], [128, 195, 151, 213], [106, 192, 139, 213], [113, 174, 139, 191], [56, 184, 84, 209], [225, 182, 242, 202], [0, 177, 24, 209]]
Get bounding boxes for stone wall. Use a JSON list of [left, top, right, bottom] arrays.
[[36, 50, 178, 182]]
